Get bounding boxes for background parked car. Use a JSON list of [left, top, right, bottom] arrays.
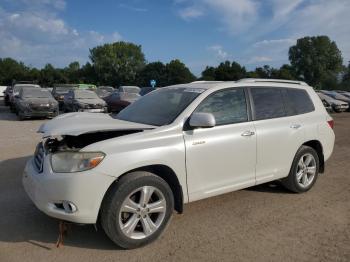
[[10, 84, 41, 112], [317, 95, 333, 113], [52, 85, 77, 110], [0, 86, 7, 98], [63, 89, 107, 113], [77, 83, 96, 89], [118, 86, 141, 94], [336, 90, 350, 98], [94, 86, 114, 98], [3, 86, 12, 105], [317, 92, 349, 112], [14, 88, 58, 120], [139, 87, 156, 96], [104, 90, 140, 113], [320, 90, 350, 110]]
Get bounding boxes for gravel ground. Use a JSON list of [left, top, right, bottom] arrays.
[[0, 99, 349, 262]]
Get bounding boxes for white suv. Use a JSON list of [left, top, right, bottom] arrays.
[[23, 79, 335, 249]]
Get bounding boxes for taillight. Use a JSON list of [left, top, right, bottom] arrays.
[[327, 120, 334, 129]]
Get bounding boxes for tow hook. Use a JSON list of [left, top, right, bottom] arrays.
[[56, 220, 71, 248]]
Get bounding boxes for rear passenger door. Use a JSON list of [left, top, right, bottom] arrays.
[[250, 87, 305, 184]]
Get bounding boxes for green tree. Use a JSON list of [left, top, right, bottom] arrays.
[[79, 62, 98, 84], [64, 61, 80, 83], [137, 61, 167, 87], [39, 64, 67, 86], [201, 66, 216, 80], [0, 58, 29, 85], [90, 41, 146, 86], [215, 61, 246, 81], [289, 36, 343, 88], [165, 59, 196, 85]]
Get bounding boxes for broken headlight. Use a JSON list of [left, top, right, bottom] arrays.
[[51, 152, 105, 173]]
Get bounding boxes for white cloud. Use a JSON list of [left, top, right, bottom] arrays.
[[248, 56, 273, 64], [208, 45, 230, 59], [178, 6, 204, 20], [253, 38, 295, 48], [176, 0, 258, 34], [0, 2, 122, 68], [176, 0, 350, 69], [119, 3, 148, 12]]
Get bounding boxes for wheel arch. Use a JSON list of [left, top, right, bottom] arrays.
[[100, 164, 184, 217], [302, 140, 324, 173]]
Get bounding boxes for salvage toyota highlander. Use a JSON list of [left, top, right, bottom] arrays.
[[23, 79, 335, 249]]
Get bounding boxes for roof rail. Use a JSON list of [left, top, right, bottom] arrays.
[[237, 78, 308, 86]]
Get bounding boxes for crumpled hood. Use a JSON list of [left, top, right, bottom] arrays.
[[38, 112, 156, 137]]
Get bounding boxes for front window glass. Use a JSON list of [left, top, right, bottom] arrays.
[[116, 87, 204, 126], [194, 88, 248, 125]]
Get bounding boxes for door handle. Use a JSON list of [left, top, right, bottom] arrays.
[[290, 124, 301, 129], [241, 130, 255, 137]]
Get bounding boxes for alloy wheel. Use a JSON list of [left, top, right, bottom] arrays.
[[119, 186, 166, 240], [296, 153, 317, 188]]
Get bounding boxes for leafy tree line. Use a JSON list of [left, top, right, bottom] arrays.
[[0, 36, 349, 90]]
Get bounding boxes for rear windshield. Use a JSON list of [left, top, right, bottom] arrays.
[[22, 89, 52, 98]]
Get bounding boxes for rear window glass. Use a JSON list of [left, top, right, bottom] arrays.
[[282, 88, 315, 115], [251, 88, 285, 120]]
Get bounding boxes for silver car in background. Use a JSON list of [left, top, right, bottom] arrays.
[[317, 92, 349, 112]]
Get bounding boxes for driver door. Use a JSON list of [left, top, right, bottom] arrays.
[[183, 87, 256, 202]]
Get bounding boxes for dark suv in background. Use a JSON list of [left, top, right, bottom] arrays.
[[15, 88, 58, 120], [52, 84, 77, 110]]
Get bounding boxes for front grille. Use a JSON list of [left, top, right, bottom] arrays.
[[30, 104, 50, 111], [33, 143, 45, 172], [85, 104, 101, 109]]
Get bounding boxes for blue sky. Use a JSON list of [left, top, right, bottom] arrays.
[[0, 0, 349, 75]]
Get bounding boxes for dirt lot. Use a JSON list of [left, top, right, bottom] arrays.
[[0, 99, 349, 262]]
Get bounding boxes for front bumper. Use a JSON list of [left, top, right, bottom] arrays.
[[78, 108, 107, 113], [22, 155, 115, 224], [21, 109, 58, 118]]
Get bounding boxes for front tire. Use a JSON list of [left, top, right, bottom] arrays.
[[282, 146, 319, 193], [101, 171, 174, 249]]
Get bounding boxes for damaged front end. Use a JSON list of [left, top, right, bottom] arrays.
[[36, 112, 156, 153], [44, 130, 144, 153]]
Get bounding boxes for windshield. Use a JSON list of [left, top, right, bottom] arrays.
[[75, 90, 99, 99], [55, 86, 74, 93], [14, 85, 40, 93], [98, 86, 114, 92], [120, 86, 140, 93], [22, 89, 52, 98], [116, 87, 205, 126]]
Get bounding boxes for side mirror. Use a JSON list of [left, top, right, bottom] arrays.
[[189, 112, 216, 129]]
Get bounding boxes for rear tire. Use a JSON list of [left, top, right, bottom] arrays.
[[101, 171, 174, 249], [282, 146, 319, 193]]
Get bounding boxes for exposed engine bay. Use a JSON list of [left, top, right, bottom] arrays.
[[44, 130, 144, 153]]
